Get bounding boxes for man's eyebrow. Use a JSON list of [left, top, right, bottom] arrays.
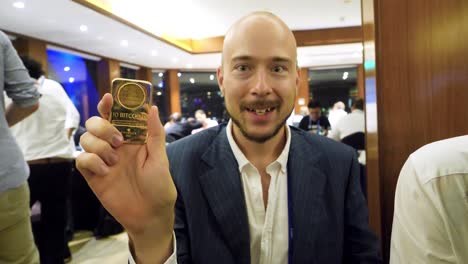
[[230, 56, 293, 63]]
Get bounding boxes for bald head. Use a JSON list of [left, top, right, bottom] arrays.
[[221, 12, 297, 70]]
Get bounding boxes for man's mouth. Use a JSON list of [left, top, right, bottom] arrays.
[[245, 107, 276, 115]]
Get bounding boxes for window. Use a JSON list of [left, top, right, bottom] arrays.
[[47, 48, 99, 127], [179, 72, 226, 122]]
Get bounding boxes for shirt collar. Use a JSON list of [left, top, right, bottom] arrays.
[[226, 119, 291, 174]]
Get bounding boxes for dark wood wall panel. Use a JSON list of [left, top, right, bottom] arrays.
[[363, 0, 468, 261]]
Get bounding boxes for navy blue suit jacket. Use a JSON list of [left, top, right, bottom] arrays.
[[166, 124, 381, 263]]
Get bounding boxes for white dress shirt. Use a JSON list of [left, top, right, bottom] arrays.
[[5, 76, 80, 160], [329, 109, 366, 164], [329, 109, 364, 141], [130, 120, 291, 264], [390, 135, 468, 263]]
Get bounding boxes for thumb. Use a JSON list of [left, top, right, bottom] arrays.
[[146, 106, 168, 164]]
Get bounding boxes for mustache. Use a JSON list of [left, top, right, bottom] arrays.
[[240, 99, 280, 109]]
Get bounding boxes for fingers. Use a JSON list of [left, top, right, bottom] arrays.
[[97, 93, 113, 120], [76, 152, 109, 180], [80, 132, 119, 166], [85, 116, 123, 148], [146, 106, 168, 163]]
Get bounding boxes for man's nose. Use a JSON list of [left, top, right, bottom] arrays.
[[251, 69, 272, 96]]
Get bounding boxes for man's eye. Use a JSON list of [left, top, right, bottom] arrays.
[[272, 66, 286, 73], [235, 65, 249, 71]]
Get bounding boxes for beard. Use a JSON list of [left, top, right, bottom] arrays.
[[226, 100, 293, 143]]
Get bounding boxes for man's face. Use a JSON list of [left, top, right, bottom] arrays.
[[218, 16, 299, 143], [309, 107, 321, 121], [195, 112, 206, 123]]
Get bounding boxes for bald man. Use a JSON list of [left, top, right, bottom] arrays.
[[77, 12, 381, 263]]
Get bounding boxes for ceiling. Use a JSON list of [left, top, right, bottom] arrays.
[[0, 0, 363, 69]]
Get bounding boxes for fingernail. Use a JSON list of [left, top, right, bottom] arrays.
[[112, 135, 123, 146], [109, 152, 119, 164]]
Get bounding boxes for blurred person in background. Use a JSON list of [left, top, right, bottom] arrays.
[[165, 112, 202, 142], [6, 55, 80, 264], [0, 30, 40, 264], [191, 109, 218, 134], [298, 100, 331, 136], [328, 101, 347, 129]]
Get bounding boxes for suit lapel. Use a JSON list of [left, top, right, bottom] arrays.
[[199, 126, 251, 264], [288, 130, 327, 263]]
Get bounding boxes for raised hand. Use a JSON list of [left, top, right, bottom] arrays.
[[76, 93, 176, 262]]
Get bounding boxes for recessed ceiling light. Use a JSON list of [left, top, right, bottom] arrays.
[[69, 77, 75, 83], [209, 74, 215, 81], [189, 78, 195, 84], [158, 82, 163, 88], [151, 50, 158, 56], [157, 91, 162, 96], [13, 2, 25, 9], [120, 40, 128, 47], [177, 72, 182, 77], [342, 72, 349, 80], [158, 72, 163, 77], [79, 25, 88, 32], [64, 66, 70, 72]]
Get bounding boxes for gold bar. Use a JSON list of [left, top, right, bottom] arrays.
[[109, 78, 153, 144]]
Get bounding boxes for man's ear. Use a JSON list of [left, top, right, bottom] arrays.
[[217, 67, 224, 97]]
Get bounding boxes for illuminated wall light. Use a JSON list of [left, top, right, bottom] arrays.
[[189, 78, 195, 84], [64, 66, 70, 72], [177, 72, 182, 77], [13, 2, 25, 8], [79, 25, 88, 32], [120, 40, 128, 47], [68, 77, 75, 83], [209, 74, 215, 81], [158, 72, 163, 77]]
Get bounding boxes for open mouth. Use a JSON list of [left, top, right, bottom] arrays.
[[245, 107, 276, 115]]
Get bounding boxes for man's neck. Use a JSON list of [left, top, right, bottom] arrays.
[[232, 124, 286, 169]]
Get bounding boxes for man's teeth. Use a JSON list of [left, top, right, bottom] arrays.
[[246, 107, 274, 115]]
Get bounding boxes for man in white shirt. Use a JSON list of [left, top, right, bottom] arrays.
[[390, 135, 468, 263], [329, 98, 366, 164], [191, 109, 218, 134], [328, 101, 348, 129], [6, 56, 80, 263], [77, 12, 381, 263]]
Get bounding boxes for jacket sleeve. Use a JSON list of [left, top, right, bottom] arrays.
[[343, 153, 382, 263]]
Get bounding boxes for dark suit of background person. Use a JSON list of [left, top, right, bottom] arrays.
[[0, 30, 40, 264], [165, 113, 203, 143], [167, 124, 381, 263]]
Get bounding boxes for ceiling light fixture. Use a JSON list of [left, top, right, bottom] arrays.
[[189, 78, 195, 84], [69, 77, 75, 83], [13, 2, 25, 9], [342, 72, 349, 80], [64, 66, 70, 72], [177, 72, 182, 77], [209, 74, 215, 81], [158, 72, 163, 77]]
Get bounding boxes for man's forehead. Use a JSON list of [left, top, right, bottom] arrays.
[[221, 12, 297, 66]]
